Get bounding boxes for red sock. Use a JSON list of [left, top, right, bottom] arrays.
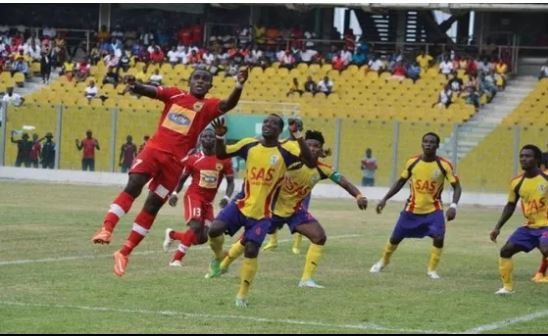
[[120, 210, 155, 256], [170, 230, 197, 262], [103, 192, 134, 232], [538, 257, 548, 275]]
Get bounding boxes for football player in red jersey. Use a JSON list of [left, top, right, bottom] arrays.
[[164, 128, 235, 266], [92, 68, 248, 277]]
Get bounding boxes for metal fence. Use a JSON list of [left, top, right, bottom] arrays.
[[0, 102, 545, 193]]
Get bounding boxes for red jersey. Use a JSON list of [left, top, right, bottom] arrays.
[[184, 151, 234, 203], [146, 86, 222, 161], [81, 138, 98, 159]]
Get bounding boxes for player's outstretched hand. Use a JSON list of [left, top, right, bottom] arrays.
[[211, 118, 227, 137], [237, 67, 249, 85], [489, 228, 499, 243], [376, 200, 386, 214], [288, 118, 303, 139], [168, 194, 178, 207], [357, 195, 368, 210]]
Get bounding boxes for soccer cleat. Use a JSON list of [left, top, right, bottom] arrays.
[[113, 251, 128, 277], [262, 241, 278, 251], [169, 260, 182, 267], [163, 228, 174, 252], [291, 247, 300, 255], [204, 259, 222, 279], [534, 275, 548, 283], [235, 297, 248, 308], [298, 279, 325, 288], [427, 271, 441, 279], [495, 287, 514, 295], [531, 272, 544, 282], [369, 260, 386, 273], [92, 228, 112, 244]]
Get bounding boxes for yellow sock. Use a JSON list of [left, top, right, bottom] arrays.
[[221, 241, 245, 270], [301, 243, 323, 281], [427, 246, 443, 272], [499, 257, 513, 290], [292, 233, 303, 250], [237, 257, 258, 299], [382, 241, 398, 265], [209, 235, 225, 261]]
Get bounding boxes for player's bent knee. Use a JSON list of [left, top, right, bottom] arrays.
[[244, 242, 260, 258], [208, 221, 225, 237]]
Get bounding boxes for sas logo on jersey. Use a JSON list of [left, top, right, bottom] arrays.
[[167, 112, 191, 126], [216, 163, 224, 171], [192, 102, 204, 112], [270, 155, 279, 166]]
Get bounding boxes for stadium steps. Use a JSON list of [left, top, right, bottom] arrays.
[[18, 71, 60, 98], [438, 76, 537, 161]]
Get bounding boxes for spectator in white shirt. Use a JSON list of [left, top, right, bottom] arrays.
[[539, 61, 548, 80], [84, 80, 98, 100], [317, 76, 334, 95], [439, 57, 454, 78], [167, 46, 179, 66], [300, 47, 318, 64], [148, 69, 163, 86]]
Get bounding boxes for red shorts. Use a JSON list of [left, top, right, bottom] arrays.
[[129, 146, 184, 199], [183, 193, 214, 226]]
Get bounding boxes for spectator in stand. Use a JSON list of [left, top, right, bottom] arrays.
[[41, 132, 55, 169], [304, 76, 317, 94], [90, 42, 101, 65], [351, 48, 367, 66], [368, 54, 386, 74], [97, 25, 110, 43], [300, 46, 318, 65], [494, 59, 507, 90], [439, 56, 454, 78], [416, 49, 433, 74], [480, 71, 497, 103], [2, 86, 25, 108], [279, 50, 295, 69], [10, 131, 32, 167], [344, 28, 356, 50], [447, 72, 464, 96], [406, 61, 421, 83], [457, 56, 469, 71], [463, 85, 481, 111], [332, 52, 346, 72], [148, 69, 163, 86], [433, 84, 453, 108], [103, 66, 120, 88], [539, 61, 548, 80], [75, 59, 91, 84], [477, 57, 490, 76], [340, 47, 353, 66], [391, 61, 406, 80], [317, 76, 334, 95], [10, 56, 29, 79], [466, 56, 478, 77], [119, 135, 137, 173], [286, 77, 303, 97], [118, 48, 131, 72], [75, 130, 100, 171], [360, 148, 378, 186], [167, 46, 179, 67], [30, 133, 42, 168], [84, 80, 98, 100]]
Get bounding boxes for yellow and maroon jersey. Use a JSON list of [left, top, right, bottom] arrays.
[[274, 161, 335, 218], [227, 138, 301, 220], [401, 155, 458, 214], [507, 171, 548, 228]]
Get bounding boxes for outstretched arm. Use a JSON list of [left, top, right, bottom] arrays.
[[288, 118, 315, 168], [125, 75, 157, 99], [219, 175, 235, 208], [377, 177, 407, 214], [218, 68, 248, 114], [336, 174, 368, 210], [75, 139, 82, 150], [490, 202, 517, 243], [212, 118, 229, 159]]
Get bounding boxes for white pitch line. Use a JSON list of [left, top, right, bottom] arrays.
[[463, 309, 548, 334], [0, 234, 361, 266], [0, 300, 448, 333]]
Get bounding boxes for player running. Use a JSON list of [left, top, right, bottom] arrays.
[[163, 128, 235, 266]]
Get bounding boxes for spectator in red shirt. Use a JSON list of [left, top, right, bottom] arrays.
[[30, 133, 42, 168], [119, 135, 137, 173], [75, 129, 100, 171], [149, 46, 165, 65]]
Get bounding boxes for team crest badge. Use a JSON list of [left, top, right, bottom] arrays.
[[216, 163, 224, 171], [270, 155, 279, 166], [433, 169, 441, 178], [539, 184, 546, 192], [193, 102, 204, 112]]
